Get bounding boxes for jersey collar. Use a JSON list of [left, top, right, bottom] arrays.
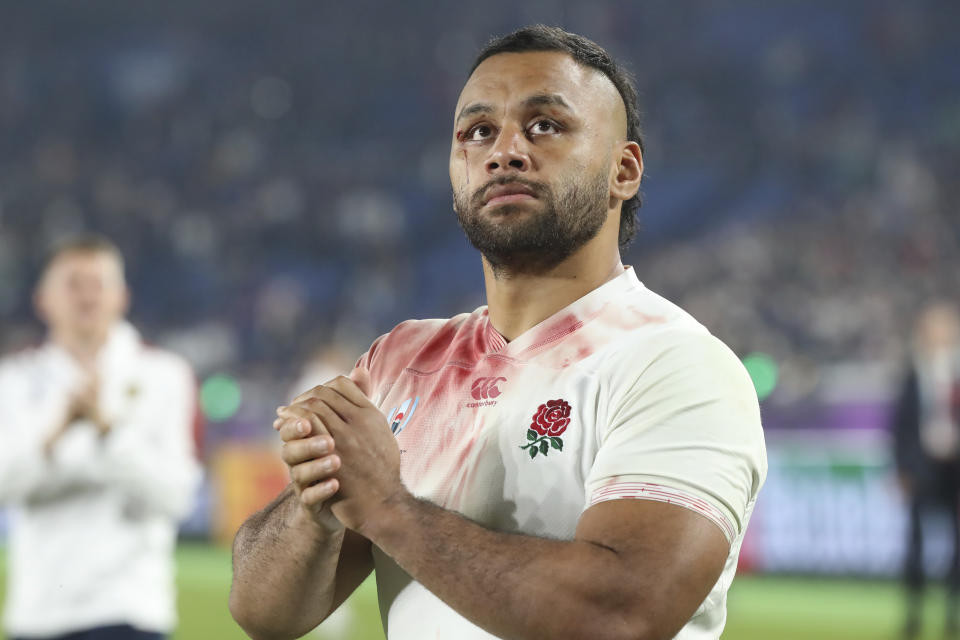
[[483, 266, 644, 357]]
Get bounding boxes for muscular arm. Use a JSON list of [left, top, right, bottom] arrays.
[[229, 485, 375, 640], [363, 495, 727, 640], [229, 386, 379, 640]]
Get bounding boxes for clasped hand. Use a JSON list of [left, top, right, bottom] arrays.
[[44, 374, 110, 457], [274, 373, 403, 535]]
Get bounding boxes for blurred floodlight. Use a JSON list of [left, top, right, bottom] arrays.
[[201, 373, 243, 422], [743, 352, 779, 401]]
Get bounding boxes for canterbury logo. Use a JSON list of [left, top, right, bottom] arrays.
[[471, 377, 506, 400]]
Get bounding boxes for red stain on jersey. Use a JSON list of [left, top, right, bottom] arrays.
[[360, 267, 682, 506]]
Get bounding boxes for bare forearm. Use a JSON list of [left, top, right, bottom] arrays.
[[230, 487, 345, 640], [364, 495, 642, 640]]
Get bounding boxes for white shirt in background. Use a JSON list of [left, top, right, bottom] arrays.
[[0, 322, 201, 638]]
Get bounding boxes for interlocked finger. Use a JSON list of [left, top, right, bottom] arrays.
[[321, 375, 377, 409], [281, 434, 334, 467], [290, 454, 342, 491], [292, 377, 372, 411], [301, 389, 356, 425], [275, 404, 328, 442], [300, 478, 340, 507]]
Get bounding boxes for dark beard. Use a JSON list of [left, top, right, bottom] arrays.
[[453, 171, 609, 277]]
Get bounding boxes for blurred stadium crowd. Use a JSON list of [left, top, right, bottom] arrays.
[[0, 0, 957, 428]]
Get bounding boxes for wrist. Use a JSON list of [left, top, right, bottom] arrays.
[[358, 486, 417, 544], [288, 499, 345, 538]]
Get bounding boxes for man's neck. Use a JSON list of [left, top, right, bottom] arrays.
[[51, 329, 109, 369], [483, 245, 624, 342]]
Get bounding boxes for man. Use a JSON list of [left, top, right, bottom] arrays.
[[230, 25, 767, 640], [0, 235, 201, 640], [893, 302, 960, 639]]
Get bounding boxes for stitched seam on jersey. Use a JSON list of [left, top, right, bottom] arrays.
[[590, 481, 736, 541], [517, 319, 585, 356], [404, 353, 519, 377], [404, 360, 477, 376]]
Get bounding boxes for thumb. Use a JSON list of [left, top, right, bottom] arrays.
[[349, 366, 372, 398]]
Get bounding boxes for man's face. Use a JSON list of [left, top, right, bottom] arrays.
[[918, 304, 960, 353], [36, 251, 128, 340], [450, 50, 627, 272]]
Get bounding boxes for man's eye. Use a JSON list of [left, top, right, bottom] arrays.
[[466, 124, 493, 141], [529, 120, 559, 135]]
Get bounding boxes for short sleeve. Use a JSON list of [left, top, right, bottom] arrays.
[[355, 332, 388, 371], [585, 331, 767, 542]]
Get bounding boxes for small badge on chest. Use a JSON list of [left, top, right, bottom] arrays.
[[520, 398, 571, 459], [386, 397, 419, 436]]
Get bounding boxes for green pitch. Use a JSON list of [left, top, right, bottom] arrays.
[[0, 543, 953, 639]]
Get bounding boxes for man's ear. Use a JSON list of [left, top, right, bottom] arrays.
[[609, 141, 643, 203]]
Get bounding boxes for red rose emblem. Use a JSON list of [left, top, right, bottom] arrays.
[[531, 399, 571, 437], [521, 399, 571, 460]]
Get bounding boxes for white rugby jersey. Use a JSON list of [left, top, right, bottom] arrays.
[[0, 322, 201, 637], [355, 267, 767, 640]]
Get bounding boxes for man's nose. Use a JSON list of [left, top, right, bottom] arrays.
[[485, 126, 530, 174]]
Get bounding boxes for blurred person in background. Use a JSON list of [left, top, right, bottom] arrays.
[[0, 235, 201, 640], [893, 301, 960, 639], [231, 25, 766, 640]]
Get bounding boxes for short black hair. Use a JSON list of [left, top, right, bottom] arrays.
[[470, 25, 644, 249], [40, 233, 125, 280]]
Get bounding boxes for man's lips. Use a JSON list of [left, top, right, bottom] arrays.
[[486, 193, 536, 206], [482, 183, 537, 206]]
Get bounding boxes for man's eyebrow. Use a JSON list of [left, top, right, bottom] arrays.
[[521, 93, 573, 111], [456, 103, 494, 122], [455, 94, 573, 123]]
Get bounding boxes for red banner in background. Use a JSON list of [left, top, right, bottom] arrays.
[[210, 444, 289, 545]]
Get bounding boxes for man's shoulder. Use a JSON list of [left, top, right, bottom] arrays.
[[137, 342, 195, 382], [590, 287, 751, 392], [362, 309, 485, 375], [0, 343, 48, 376], [607, 319, 745, 379], [384, 314, 475, 344], [580, 284, 713, 365]]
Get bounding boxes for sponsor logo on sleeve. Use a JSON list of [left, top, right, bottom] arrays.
[[520, 398, 571, 459]]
